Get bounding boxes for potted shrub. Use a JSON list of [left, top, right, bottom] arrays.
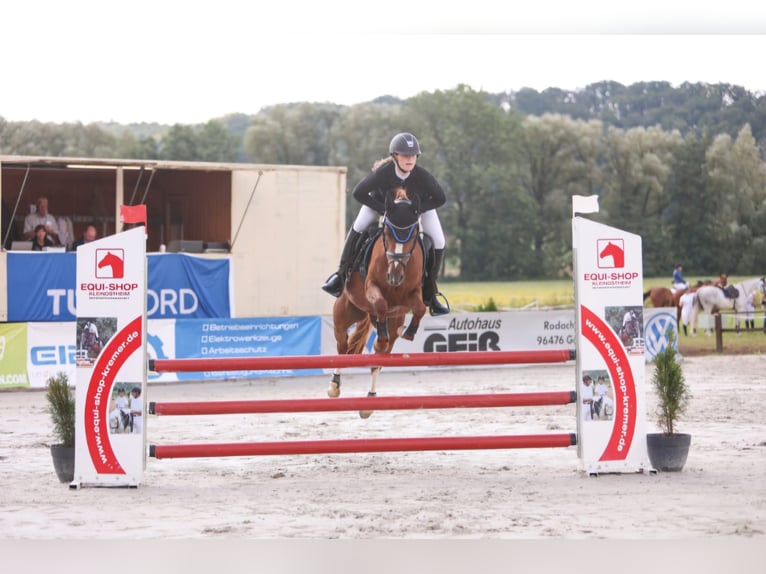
[[646, 328, 692, 472], [45, 372, 76, 483]]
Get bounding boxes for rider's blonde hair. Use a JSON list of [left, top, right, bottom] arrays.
[[371, 156, 394, 171]]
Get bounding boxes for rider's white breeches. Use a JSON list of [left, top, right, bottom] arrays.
[[419, 210, 445, 249], [351, 205, 380, 232], [352, 206, 445, 249]]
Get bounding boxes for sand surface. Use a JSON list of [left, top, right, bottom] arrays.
[[0, 355, 766, 574], [1, 354, 764, 550]]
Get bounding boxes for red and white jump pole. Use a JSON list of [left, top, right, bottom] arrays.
[[150, 434, 577, 459], [148, 389, 577, 459], [149, 349, 575, 373], [149, 390, 576, 416], [147, 350, 578, 461]]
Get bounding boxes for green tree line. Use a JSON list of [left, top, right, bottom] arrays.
[[2, 81, 766, 279]]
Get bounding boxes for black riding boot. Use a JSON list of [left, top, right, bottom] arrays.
[[423, 248, 450, 316], [321, 229, 363, 297]]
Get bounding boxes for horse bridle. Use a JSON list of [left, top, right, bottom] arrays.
[[382, 217, 418, 268]]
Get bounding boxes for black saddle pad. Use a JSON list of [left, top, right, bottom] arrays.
[[723, 285, 739, 299]]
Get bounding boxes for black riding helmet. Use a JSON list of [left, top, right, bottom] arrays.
[[389, 132, 421, 156]]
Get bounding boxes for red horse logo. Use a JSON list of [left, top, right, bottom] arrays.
[[96, 250, 125, 278], [597, 240, 624, 269]]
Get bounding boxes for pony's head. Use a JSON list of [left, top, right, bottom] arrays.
[[384, 188, 421, 229], [381, 188, 421, 287]]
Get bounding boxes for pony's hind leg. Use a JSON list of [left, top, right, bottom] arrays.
[[328, 369, 341, 398], [359, 366, 380, 419], [329, 294, 356, 398]]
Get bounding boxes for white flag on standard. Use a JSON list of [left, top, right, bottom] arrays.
[[572, 195, 599, 215]]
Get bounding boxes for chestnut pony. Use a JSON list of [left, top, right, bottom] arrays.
[[329, 188, 427, 417]]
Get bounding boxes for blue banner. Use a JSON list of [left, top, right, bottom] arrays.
[[8, 253, 77, 322], [147, 254, 230, 319], [173, 316, 322, 380], [7, 253, 231, 321]]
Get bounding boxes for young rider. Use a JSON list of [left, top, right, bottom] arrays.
[[672, 263, 689, 292], [321, 132, 450, 316]]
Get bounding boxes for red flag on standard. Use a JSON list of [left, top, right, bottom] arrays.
[[120, 204, 147, 228]]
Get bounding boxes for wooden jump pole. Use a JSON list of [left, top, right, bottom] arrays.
[[149, 433, 578, 459], [149, 349, 575, 373], [149, 390, 577, 416]]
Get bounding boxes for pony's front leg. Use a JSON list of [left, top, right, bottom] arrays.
[[399, 296, 427, 341], [366, 283, 391, 350], [375, 317, 389, 342], [372, 317, 395, 356], [359, 366, 380, 419]]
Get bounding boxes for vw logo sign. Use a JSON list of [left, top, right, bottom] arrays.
[[644, 311, 678, 360]]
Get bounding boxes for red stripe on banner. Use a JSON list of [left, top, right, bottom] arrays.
[[84, 315, 143, 474], [580, 306, 637, 461]]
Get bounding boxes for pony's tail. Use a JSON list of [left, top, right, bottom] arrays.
[[689, 292, 701, 333], [347, 315, 372, 355], [643, 290, 651, 301]]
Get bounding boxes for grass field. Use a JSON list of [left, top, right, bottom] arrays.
[[440, 277, 766, 356]]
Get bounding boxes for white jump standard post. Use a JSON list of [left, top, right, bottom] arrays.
[[571, 195, 650, 475]]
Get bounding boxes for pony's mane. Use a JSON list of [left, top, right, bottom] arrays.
[[393, 187, 408, 201]]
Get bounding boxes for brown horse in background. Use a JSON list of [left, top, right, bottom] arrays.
[[643, 287, 675, 309], [643, 274, 728, 324], [329, 188, 426, 418]]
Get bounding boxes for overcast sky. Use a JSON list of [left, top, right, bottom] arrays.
[[2, 2, 764, 125]]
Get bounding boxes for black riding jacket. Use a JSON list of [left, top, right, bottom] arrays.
[[352, 161, 446, 215]]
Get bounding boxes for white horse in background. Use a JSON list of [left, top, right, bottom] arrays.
[[690, 277, 766, 336]]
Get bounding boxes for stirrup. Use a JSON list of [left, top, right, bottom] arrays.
[[428, 292, 450, 316], [321, 273, 343, 297]]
